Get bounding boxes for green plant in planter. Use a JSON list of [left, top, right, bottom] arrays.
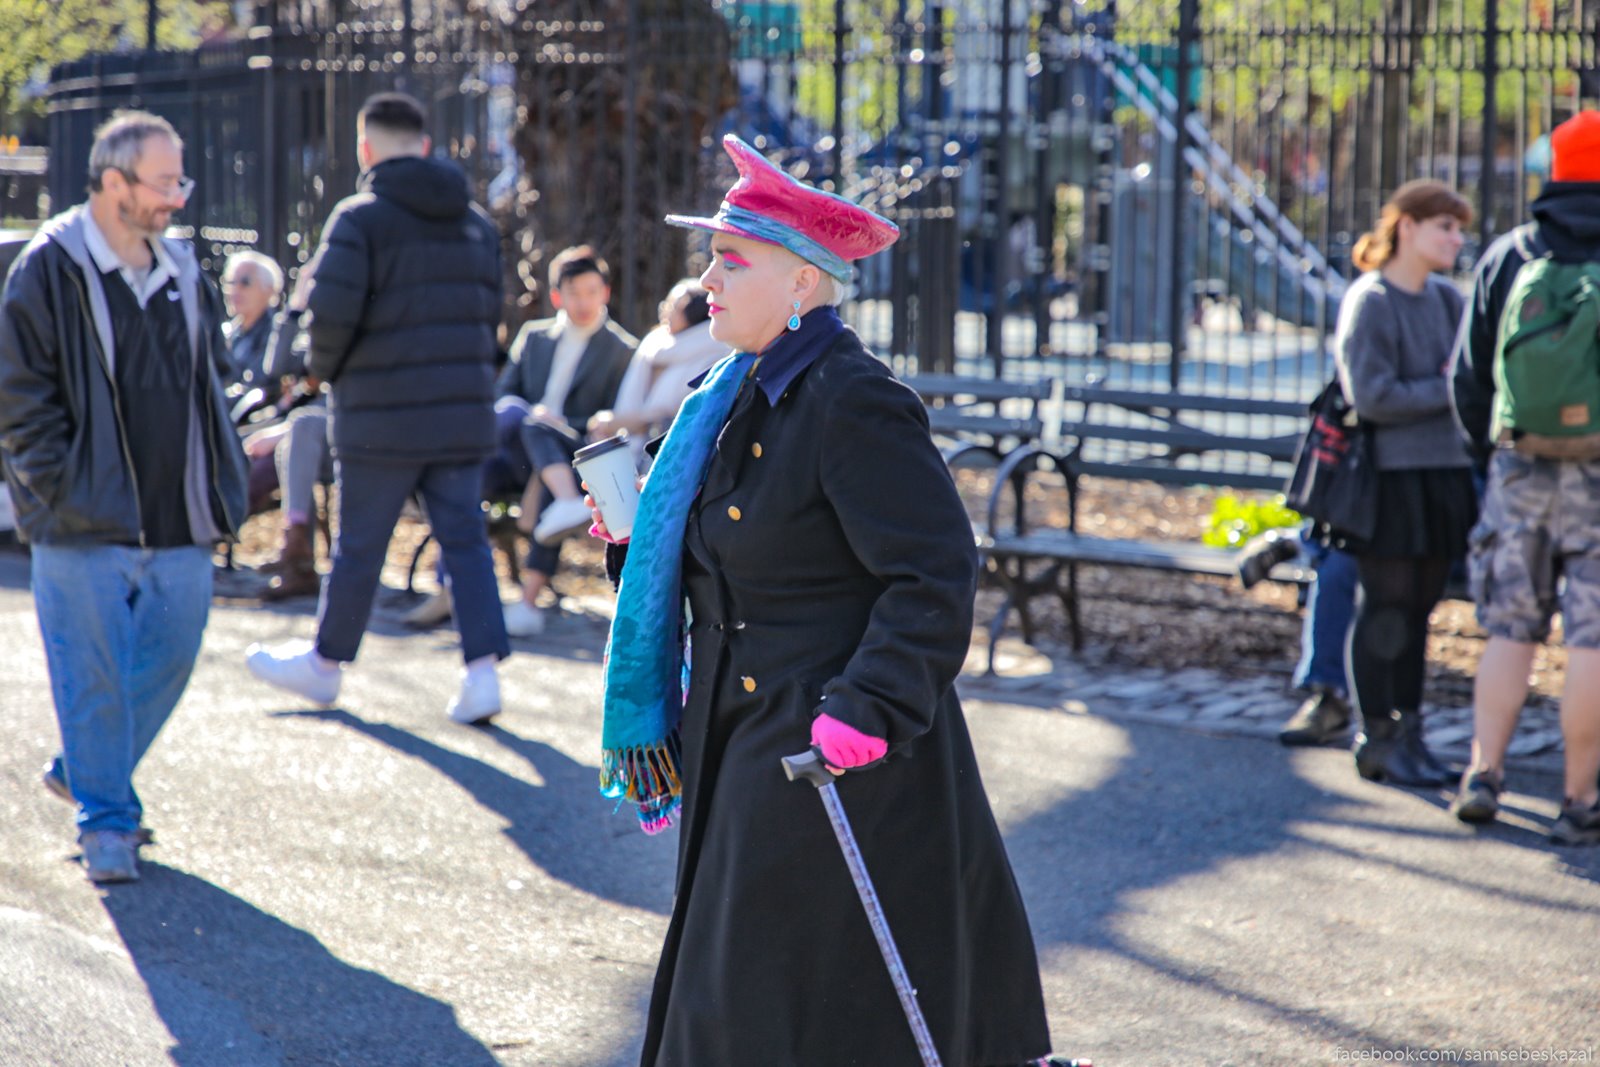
[[1202, 493, 1303, 549]]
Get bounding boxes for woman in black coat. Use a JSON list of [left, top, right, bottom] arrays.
[[593, 135, 1056, 1066]]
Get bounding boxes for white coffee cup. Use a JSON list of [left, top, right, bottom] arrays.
[[572, 433, 640, 541]]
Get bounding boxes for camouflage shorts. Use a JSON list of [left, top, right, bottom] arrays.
[[1468, 449, 1600, 648]]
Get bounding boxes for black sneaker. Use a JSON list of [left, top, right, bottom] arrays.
[[1236, 529, 1300, 590], [1450, 768, 1502, 825], [1550, 797, 1600, 846], [1278, 688, 1352, 747]]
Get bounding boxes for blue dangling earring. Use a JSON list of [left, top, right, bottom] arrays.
[[787, 301, 802, 331]]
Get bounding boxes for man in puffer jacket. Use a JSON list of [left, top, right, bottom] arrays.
[[245, 92, 510, 725]]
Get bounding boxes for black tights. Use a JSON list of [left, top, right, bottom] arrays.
[[1349, 554, 1452, 723]]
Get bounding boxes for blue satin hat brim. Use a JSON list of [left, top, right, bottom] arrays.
[[666, 206, 856, 283]]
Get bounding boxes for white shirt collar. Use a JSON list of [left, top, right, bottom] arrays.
[[81, 206, 178, 307]]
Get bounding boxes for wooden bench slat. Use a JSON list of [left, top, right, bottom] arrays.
[[984, 530, 1311, 583], [907, 374, 1053, 402], [1064, 421, 1300, 460], [1067, 460, 1287, 492], [1063, 385, 1308, 419], [928, 412, 1043, 437]]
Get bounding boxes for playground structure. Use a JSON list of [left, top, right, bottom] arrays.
[[1091, 37, 1348, 342]]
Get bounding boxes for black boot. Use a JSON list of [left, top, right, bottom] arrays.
[[1353, 709, 1454, 786], [1397, 708, 1455, 786], [1352, 710, 1401, 782], [1278, 686, 1352, 746]]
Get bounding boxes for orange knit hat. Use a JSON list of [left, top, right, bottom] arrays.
[[1551, 112, 1600, 182]]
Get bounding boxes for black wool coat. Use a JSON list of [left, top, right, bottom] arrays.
[[637, 329, 1051, 1066], [301, 155, 503, 465]]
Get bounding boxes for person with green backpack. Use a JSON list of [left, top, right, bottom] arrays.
[[1449, 110, 1600, 843]]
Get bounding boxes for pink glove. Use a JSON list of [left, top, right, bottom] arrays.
[[811, 713, 888, 771], [588, 520, 629, 545]]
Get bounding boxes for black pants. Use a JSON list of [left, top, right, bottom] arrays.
[[317, 456, 510, 664], [1347, 553, 1452, 722]]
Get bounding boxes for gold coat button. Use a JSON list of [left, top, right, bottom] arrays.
[[751, 443, 763, 458], [728, 506, 742, 521], [742, 675, 757, 693]]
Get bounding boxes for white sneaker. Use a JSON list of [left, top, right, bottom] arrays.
[[245, 639, 343, 706], [446, 665, 501, 724], [532, 496, 594, 546], [402, 589, 453, 628], [503, 599, 547, 637]]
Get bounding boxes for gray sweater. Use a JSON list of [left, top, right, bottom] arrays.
[[1334, 271, 1471, 470]]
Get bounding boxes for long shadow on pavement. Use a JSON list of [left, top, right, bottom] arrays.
[[1001, 716, 1598, 1059], [100, 864, 497, 1067], [285, 709, 672, 915]]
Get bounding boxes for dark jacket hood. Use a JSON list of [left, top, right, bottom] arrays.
[[361, 155, 472, 221], [1530, 181, 1600, 259]]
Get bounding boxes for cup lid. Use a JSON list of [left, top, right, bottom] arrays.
[[572, 432, 631, 464]]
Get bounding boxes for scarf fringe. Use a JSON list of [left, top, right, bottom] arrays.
[[599, 733, 684, 835]]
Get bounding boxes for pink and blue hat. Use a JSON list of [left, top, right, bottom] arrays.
[[666, 134, 899, 282]]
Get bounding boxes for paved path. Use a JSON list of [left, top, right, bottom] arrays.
[[2, 550, 1596, 1066]]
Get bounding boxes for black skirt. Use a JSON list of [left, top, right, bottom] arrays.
[[1349, 466, 1479, 559]]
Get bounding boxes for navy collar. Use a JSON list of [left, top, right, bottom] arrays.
[[752, 306, 844, 405]]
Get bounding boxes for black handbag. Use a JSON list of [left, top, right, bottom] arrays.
[[1284, 378, 1379, 543]]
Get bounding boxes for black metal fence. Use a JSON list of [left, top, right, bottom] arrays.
[[47, 6, 507, 295], [45, 0, 1600, 410]]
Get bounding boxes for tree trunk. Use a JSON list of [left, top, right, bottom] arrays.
[[498, 0, 736, 335]]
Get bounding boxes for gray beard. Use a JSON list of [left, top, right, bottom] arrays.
[[116, 200, 166, 240]]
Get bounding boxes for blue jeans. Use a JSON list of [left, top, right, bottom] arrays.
[[316, 456, 510, 664], [1293, 538, 1358, 695], [32, 544, 212, 834]]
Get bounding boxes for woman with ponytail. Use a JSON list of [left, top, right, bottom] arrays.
[[1334, 179, 1477, 785]]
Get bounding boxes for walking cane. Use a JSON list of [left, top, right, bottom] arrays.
[[784, 750, 1095, 1067], [783, 749, 946, 1067]]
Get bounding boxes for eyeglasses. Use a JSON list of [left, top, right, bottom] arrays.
[[223, 274, 255, 289], [119, 169, 195, 200]]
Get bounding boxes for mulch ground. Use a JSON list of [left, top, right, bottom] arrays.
[[228, 470, 1566, 707]]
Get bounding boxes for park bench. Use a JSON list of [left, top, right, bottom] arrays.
[[974, 382, 1315, 671], [902, 373, 1056, 467]]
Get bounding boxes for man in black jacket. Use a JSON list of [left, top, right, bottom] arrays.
[[1449, 110, 1600, 842], [0, 110, 249, 883], [245, 92, 510, 724]]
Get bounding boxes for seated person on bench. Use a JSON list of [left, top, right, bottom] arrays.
[[410, 245, 636, 636]]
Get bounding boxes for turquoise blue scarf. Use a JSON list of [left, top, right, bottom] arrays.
[[600, 349, 756, 833]]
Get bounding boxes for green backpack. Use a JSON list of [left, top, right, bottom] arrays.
[[1491, 232, 1600, 450]]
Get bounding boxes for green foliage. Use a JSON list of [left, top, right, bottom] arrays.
[[0, 0, 231, 133], [1202, 493, 1303, 549], [789, 0, 963, 145]]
